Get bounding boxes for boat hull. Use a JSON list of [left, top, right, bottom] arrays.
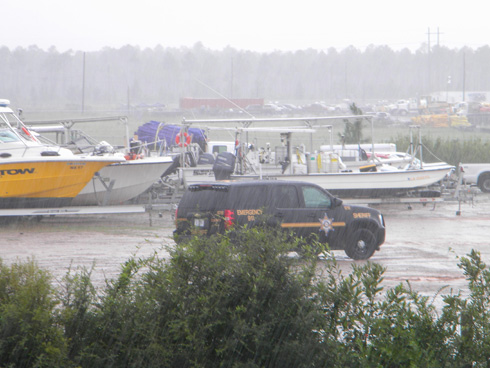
[[0, 157, 123, 208], [182, 164, 455, 198], [72, 157, 173, 205], [268, 166, 453, 197]]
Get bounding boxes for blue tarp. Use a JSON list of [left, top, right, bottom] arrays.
[[134, 121, 207, 150]]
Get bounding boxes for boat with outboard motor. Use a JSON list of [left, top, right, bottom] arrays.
[[0, 99, 125, 208], [27, 119, 174, 206], [168, 117, 455, 198]]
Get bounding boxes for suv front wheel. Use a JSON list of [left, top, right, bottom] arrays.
[[478, 173, 490, 193], [344, 228, 377, 260]]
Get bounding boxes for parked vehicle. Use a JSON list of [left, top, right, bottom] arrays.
[[460, 163, 490, 192], [174, 180, 386, 260], [388, 99, 418, 115]]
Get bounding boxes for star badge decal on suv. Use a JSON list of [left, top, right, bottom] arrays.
[[319, 214, 334, 235]]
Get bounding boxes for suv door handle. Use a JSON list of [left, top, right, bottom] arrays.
[[307, 213, 317, 218], [275, 212, 284, 218]]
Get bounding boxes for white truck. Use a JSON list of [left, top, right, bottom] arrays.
[[460, 163, 490, 192], [388, 99, 418, 115]]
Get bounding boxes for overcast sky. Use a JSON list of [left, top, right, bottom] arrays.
[[2, 0, 488, 53]]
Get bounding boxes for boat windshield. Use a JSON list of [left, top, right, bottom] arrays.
[[0, 128, 21, 143], [0, 110, 37, 144]]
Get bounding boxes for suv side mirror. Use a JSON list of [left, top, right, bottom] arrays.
[[333, 197, 343, 207]]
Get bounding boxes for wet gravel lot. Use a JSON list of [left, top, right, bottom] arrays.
[[1, 194, 489, 307], [1, 209, 175, 286]]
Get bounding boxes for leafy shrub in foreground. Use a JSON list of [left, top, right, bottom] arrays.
[[66, 228, 324, 368], [0, 259, 67, 367], [314, 260, 450, 366], [4, 229, 490, 367]]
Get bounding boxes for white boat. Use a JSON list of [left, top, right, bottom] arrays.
[[173, 117, 455, 197], [181, 155, 454, 197], [244, 164, 454, 197], [28, 119, 173, 206], [71, 155, 173, 205]]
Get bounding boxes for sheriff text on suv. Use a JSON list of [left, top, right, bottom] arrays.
[[174, 180, 386, 260]]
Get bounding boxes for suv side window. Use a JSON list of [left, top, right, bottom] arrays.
[[301, 185, 332, 208], [272, 185, 300, 209], [233, 186, 269, 209]]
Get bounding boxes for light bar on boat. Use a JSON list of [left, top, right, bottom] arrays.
[[0, 99, 10, 107]]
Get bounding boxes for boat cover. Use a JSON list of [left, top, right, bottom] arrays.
[[134, 121, 207, 151]]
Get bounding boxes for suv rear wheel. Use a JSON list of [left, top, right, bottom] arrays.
[[344, 228, 377, 260]]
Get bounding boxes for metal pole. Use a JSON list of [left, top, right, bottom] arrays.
[[462, 53, 466, 102], [82, 52, 86, 114], [409, 127, 414, 156], [370, 117, 374, 155], [418, 127, 423, 168], [310, 132, 313, 154], [122, 117, 130, 151], [329, 126, 333, 151]]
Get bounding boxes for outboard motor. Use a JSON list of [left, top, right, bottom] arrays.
[[130, 139, 142, 154], [197, 153, 215, 165], [184, 151, 197, 167], [213, 152, 236, 180], [161, 155, 181, 178]]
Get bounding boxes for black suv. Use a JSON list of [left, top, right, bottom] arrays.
[[174, 180, 386, 260]]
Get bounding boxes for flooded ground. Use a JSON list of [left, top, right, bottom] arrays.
[[330, 192, 490, 310], [2, 193, 489, 309], [1, 211, 175, 287]]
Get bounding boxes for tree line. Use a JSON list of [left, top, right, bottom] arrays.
[[1, 43, 490, 111]]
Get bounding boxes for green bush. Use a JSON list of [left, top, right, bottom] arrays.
[[0, 259, 67, 367], [314, 260, 450, 366], [68, 228, 324, 368], [3, 229, 490, 367], [57, 263, 98, 365]]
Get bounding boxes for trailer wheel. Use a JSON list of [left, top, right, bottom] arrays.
[[478, 174, 490, 193], [344, 228, 377, 260]]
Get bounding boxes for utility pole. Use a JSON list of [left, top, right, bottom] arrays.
[[427, 27, 442, 94], [462, 53, 466, 102], [427, 27, 431, 94], [81, 52, 86, 114], [230, 57, 234, 99], [127, 86, 131, 115]]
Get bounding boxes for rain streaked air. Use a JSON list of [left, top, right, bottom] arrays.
[[2, 1, 490, 365]]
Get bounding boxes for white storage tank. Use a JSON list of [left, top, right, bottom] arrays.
[[307, 153, 318, 173], [320, 152, 341, 173]]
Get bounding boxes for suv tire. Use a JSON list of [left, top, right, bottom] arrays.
[[478, 173, 490, 193], [344, 228, 377, 260]]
